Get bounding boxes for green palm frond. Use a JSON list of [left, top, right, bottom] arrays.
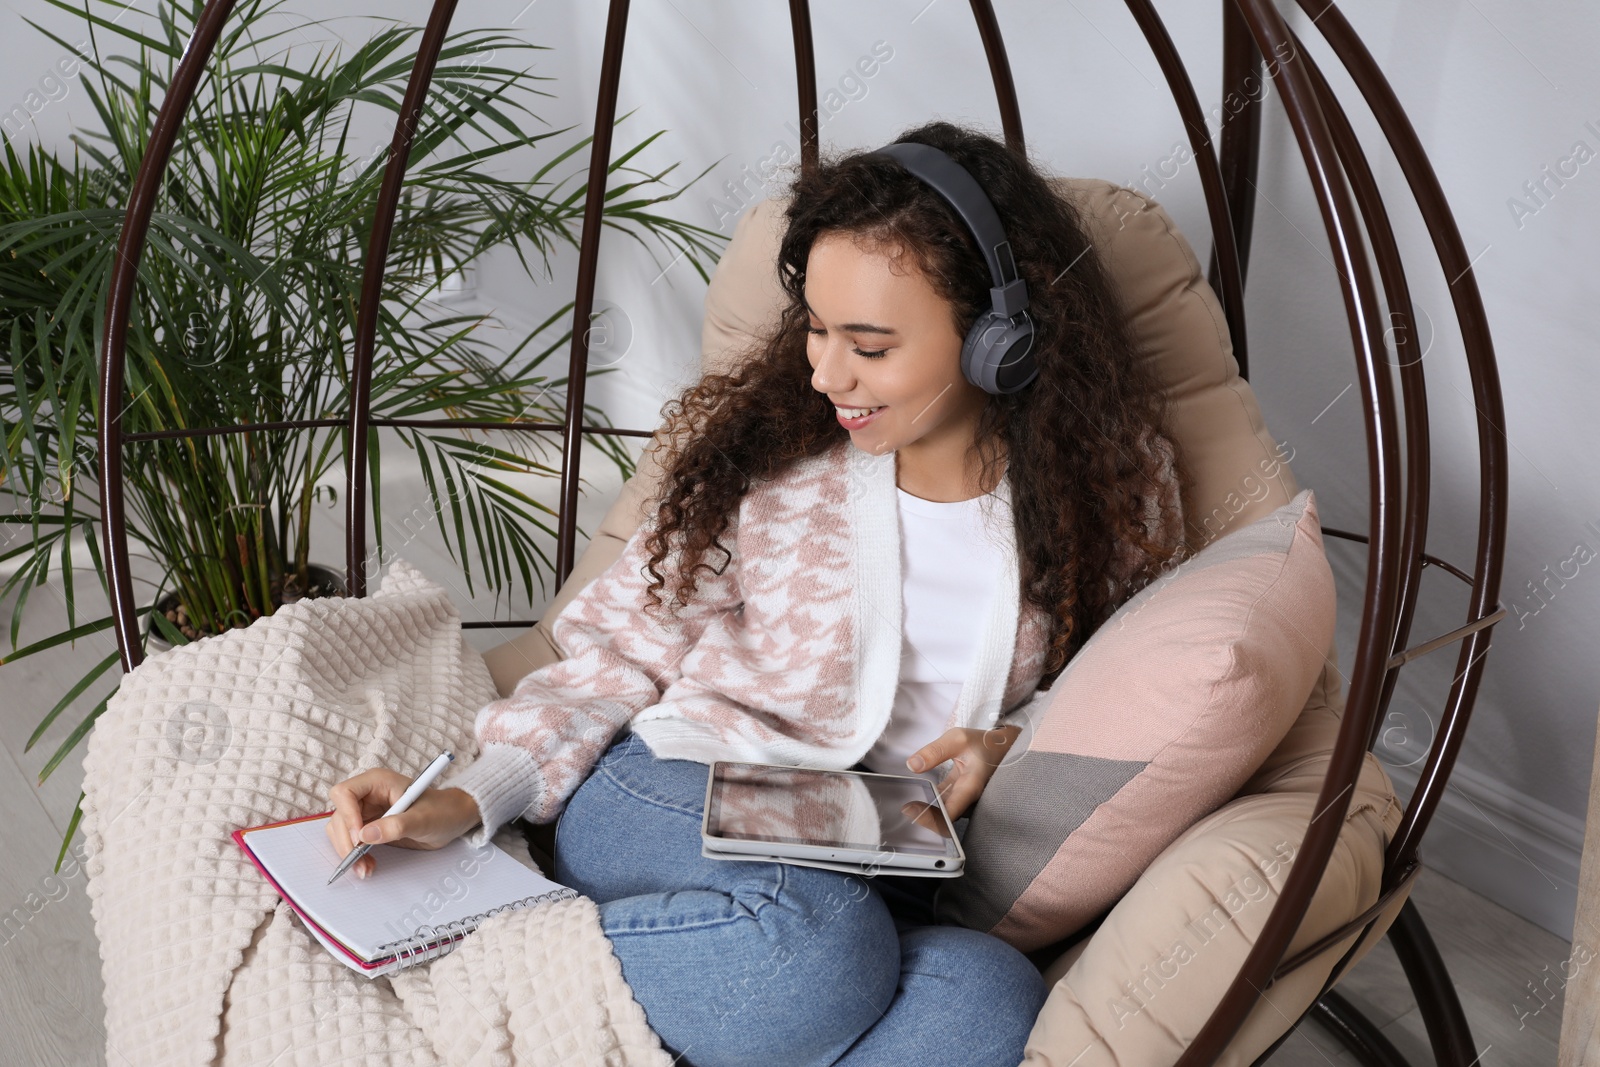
[[1, 0, 729, 865]]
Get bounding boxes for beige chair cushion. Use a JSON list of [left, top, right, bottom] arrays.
[[484, 178, 1294, 688], [481, 178, 1404, 1065]]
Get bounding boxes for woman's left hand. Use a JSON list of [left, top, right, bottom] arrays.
[[901, 725, 1023, 828]]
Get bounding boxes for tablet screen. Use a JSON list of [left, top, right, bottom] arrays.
[[705, 763, 958, 857]]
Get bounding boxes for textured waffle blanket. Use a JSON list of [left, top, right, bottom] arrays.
[[79, 559, 672, 1067]]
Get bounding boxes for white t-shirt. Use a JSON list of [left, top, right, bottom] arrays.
[[860, 484, 1010, 785]]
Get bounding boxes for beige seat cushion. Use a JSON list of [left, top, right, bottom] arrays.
[[481, 178, 1404, 1065]]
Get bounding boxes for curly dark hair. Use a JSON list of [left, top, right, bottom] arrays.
[[638, 119, 1192, 687]]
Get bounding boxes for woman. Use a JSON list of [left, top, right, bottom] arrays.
[[325, 120, 1189, 1067]]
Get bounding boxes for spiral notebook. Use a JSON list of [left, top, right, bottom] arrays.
[[234, 812, 578, 979]]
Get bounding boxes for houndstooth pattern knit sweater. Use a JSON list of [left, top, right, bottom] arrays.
[[446, 434, 1179, 847]]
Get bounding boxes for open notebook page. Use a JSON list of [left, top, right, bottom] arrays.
[[240, 813, 569, 963], [295, 904, 415, 979]]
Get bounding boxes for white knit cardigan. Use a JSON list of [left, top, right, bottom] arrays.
[[445, 438, 1069, 846]]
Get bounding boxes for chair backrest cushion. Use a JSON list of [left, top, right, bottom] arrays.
[[485, 177, 1313, 696], [933, 487, 1337, 950]]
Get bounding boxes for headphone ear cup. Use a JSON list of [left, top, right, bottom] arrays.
[[963, 314, 1038, 395], [961, 313, 1008, 394]]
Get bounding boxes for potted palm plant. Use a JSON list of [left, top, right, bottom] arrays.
[[0, 0, 727, 864]]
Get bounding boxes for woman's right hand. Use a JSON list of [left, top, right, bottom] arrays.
[[326, 767, 483, 879]]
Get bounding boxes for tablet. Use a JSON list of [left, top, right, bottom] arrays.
[[701, 760, 965, 877]]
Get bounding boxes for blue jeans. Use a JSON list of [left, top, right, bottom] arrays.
[[551, 729, 1049, 1067]]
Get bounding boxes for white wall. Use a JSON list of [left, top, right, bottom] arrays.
[[3, 0, 1595, 941]]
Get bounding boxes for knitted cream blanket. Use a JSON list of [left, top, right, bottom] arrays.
[[79, 559, 672, 1067]]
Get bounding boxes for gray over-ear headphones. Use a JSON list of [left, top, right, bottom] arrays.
[[866, 141, 1039, 395]]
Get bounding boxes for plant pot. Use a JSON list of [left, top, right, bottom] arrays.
[[145, 563, 348, 652]]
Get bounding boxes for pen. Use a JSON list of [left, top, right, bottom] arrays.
[[327, 751, 454, 885]]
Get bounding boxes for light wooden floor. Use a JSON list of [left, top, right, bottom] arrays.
[[0, 545, 1574, 1066]]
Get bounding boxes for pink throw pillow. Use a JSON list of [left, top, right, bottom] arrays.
[[932, 488, 1336, 953]]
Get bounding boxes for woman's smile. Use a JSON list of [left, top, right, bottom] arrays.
[[836, 404, 888, 430]]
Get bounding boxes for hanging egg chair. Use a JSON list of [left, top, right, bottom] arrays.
[[95, 1, 1508, 1063]]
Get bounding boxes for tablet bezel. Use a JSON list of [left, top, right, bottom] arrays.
[[699, 842, 967, 878], [700, 760, 966, 874]]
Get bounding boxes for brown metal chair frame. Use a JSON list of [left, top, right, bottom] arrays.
[[94, 1, 1509, 1063]]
